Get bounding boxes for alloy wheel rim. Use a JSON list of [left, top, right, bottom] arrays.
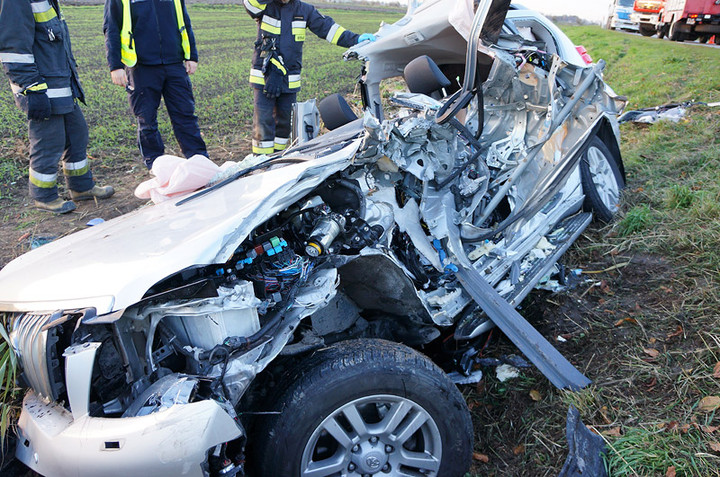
[[587, 146, 620, 213], [300, 394, 442, 477]]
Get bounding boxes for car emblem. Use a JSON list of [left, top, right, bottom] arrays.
[[366, 456, 381, 469]]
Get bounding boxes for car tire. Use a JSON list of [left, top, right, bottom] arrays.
[[580, 136, 625, 223], [249, 339, 473, 477], [714, 35, 720, 45]]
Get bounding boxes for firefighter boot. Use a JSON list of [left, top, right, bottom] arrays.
[[34, 198, 77, 214], [70, 185, 115, 201]]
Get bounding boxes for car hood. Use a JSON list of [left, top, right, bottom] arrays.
[[0, 142, 361, 314]]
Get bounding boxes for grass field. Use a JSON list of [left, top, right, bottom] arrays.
[[1, 6, 720, 476]]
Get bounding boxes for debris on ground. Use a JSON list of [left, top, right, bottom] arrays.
[[29, 236, 56, 249], [558, 406, 608, 477], [86, 218, 105, 227], [618, 101, 719, 124], [496, 364, 521, 382]]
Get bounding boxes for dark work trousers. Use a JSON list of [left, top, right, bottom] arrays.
[[252, 89, 296, 155], [28, 104, 95, 203], [126, 62, 207, 168]]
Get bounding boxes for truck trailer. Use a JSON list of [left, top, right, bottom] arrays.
[[659, 0, 720, 43]]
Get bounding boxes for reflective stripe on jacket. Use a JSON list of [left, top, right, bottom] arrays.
[[244, 0, 359, 93], [0, 0, 84, 115], [103, 0, 198, 71]]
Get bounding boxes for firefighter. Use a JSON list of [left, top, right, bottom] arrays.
[[0, 0, 114, 214], [103, 0, 207, 169], [243, 0, 375, 155]]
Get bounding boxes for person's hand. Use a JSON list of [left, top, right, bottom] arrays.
[[358, 33, 376, 43], [111, 69, 128, 87], [185, 60, 198, 75], [264, 67, 285, 99], [26, 90, 52, 121]]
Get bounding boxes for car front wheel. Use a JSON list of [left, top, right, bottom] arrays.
[[250, 339, 473, 477], [580, 136, 625, 222]]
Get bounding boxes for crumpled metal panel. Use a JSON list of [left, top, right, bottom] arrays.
[[0, 142, 361, 314]]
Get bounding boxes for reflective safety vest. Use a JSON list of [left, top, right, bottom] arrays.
[[120, 0, 191, 67]]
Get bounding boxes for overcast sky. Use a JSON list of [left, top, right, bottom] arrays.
[[515, 0, 611, 23]]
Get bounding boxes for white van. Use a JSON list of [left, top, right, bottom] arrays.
[[608, 0, 641, 30]]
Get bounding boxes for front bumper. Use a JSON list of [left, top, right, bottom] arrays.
[[631, 13, 659, 25], [612, 18, 639, 31], [16, 391, 243, 477]]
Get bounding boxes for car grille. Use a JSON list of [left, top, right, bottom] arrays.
[[11, 313, 60, 400]]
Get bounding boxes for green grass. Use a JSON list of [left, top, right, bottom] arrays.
[[0, 313, 17, 455], [605, 425, 719, 476]]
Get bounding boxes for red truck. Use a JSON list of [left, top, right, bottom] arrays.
[[632, 0, 666, 36], [658, 0, 720, 43]]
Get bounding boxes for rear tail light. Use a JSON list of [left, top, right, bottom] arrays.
[[576, 46, 593, 65]]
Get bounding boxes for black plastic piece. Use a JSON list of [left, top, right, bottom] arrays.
[[318, 93, 358, 131], [435, 89, 474, 125], [559, 406, 608, 477], [481, 0, 513, 45]]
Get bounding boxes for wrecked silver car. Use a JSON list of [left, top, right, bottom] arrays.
[[0, 1, 626, 476]]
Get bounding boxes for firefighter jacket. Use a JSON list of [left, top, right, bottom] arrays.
[[103, 0, 198, 71], [244, 0, 360, 93], [0, 0, 84, 116]]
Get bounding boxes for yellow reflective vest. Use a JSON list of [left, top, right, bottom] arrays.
[[120, 0, 191, 67]]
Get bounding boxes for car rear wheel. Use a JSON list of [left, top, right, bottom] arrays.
[[250, 339, 473, 477], [580, 136, 624, 223]]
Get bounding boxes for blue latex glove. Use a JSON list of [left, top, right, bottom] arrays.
[[358, 33, 376, 43]]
